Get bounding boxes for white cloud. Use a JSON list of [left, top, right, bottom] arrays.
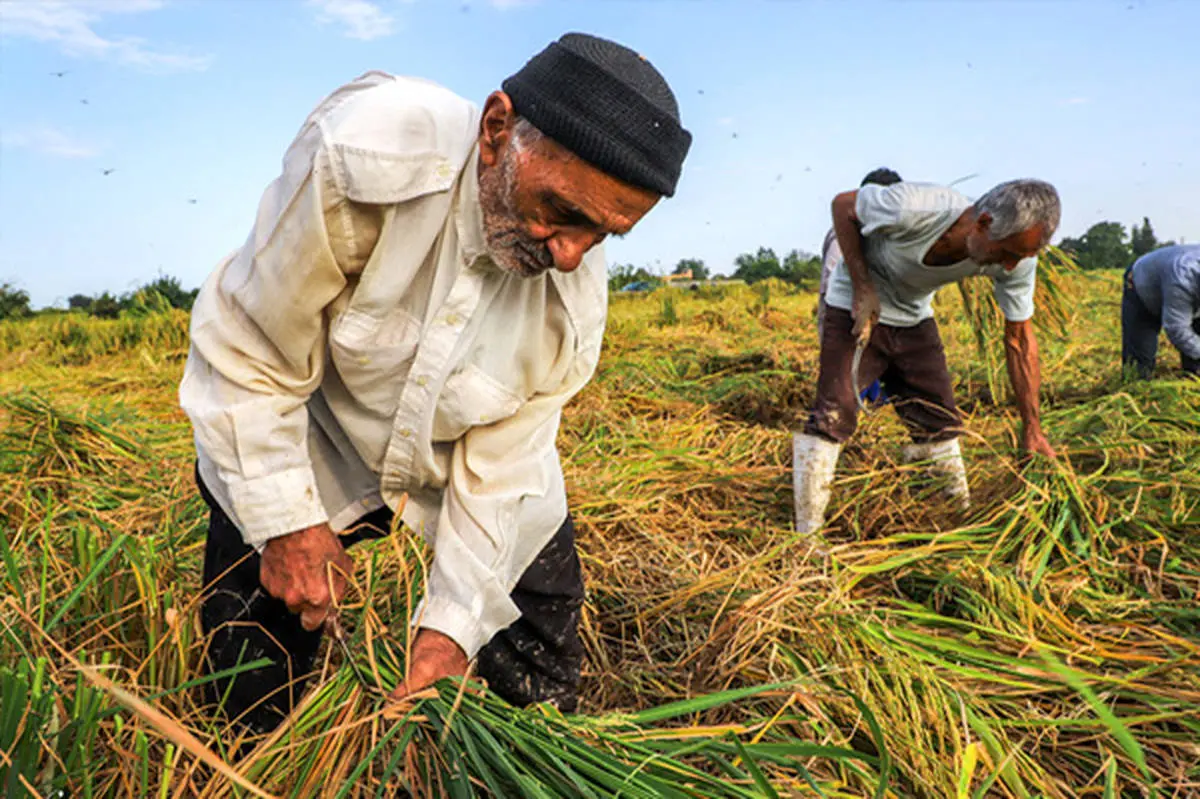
[[0, 0, 211, 72], [1062, 97, 1090, 106], [308, 0, 397, 40], [1, 126, 99, 159]]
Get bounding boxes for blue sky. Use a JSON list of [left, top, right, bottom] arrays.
[[1, 0, 1196, 307]]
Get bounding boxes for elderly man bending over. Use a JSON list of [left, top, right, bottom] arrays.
[[793, 179, 1061, 534], [180, 32, 691, 732]]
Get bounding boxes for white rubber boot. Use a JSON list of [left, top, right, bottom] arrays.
[[902, 438, 970, 510], [792, 433, 842, 534]]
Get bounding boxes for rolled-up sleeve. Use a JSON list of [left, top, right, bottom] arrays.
[[1162, 258, 1200, 361], [418, 329, 601, 658], [993, 256, 1038, 323], [179, 133, 362, 550], [855, 184, 907, 237]]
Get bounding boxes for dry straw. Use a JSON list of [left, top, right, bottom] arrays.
[[1, 258, 1197, 796]]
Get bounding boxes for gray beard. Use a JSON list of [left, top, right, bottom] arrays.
[[478, 154, 555, 277]]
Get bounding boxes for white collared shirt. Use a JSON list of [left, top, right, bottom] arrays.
[[179, 72, 608, 658]]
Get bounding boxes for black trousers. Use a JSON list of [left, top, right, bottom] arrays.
[[196, 470, 586, 733]]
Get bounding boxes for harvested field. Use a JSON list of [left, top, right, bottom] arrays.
[[1, 269, 1197, 797]]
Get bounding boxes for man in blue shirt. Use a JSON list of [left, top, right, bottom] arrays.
[[1121, 244, 1200, 379]]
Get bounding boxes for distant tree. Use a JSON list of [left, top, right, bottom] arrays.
[[0, 282, 32, 321], [1059, 221, 1132, 270], [1130, 217, 1159, 258], [138, 274, 198, 311], [781, 249, 821, 288], [732, 247, 783, 283], [68, 294, 93, 311], [89, 292, 123, 319], [672, 258, 709, 281]]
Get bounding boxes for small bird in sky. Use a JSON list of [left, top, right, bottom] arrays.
[[698, 89, 705, 95], [187, 198, 198, 204], [50, 71, 68, 78], [101, 168, 116, 176], [80, 99, 89, 105]]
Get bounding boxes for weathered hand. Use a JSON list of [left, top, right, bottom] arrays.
[[260, 523, 354, 632], [1020, 428, 1057, 460], [388, 628, 469, 702], [852, 282, 881, 341]]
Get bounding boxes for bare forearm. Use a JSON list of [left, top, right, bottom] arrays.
[[832, 191, 870, 291], [1004, 320, 1043, 433]]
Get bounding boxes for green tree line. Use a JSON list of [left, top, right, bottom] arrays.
[[607, 216, 1185, 293], [1059, 217, 1180, 271], [608, 249, 822, 293], [1, 215, 1186, 322], [0, 275, 198, 322]]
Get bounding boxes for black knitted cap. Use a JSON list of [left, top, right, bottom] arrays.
[[501, 32, 692, 197]]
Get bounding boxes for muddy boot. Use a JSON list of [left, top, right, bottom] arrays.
[[792, 433, 841, 535], [902, 438, 970, 511]]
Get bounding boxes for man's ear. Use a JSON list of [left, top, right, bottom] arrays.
[[479, 91, 516, 168], [975, 210, 993, 234]]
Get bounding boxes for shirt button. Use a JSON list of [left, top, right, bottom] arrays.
[[445, 313, 461, 326], [415, 375, 428, 387], [398, 427, 412, 439]]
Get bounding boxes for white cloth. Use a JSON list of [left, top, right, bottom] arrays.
[[816, 228, 840, 335], [178, 71, 608, 658], [823, 182, 1037, 328], [819, 227, 840, 302]]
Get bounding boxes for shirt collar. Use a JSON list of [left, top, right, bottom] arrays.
[[455, 145, 489, 268]]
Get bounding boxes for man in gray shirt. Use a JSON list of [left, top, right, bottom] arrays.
[[794, 179, 1061, 535], [818, 167, 903, 336], [819, 168, 903, 407], [1121, 244, 1200, 379]]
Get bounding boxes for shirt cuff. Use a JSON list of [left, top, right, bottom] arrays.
[[228, 466, 329, 551], [415, 594, 520, 660], [1002, 308, 1034, 323]]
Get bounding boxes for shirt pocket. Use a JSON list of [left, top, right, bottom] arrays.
[[329, 307, 421, 418], [433, 363, 524, 441]]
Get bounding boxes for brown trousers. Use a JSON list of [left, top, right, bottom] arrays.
[[804, 307, 962, 444]]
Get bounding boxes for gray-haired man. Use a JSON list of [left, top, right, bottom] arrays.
[[793, 179, 1061, 534]]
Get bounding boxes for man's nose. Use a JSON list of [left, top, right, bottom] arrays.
[[548, 231, 599, 273]]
